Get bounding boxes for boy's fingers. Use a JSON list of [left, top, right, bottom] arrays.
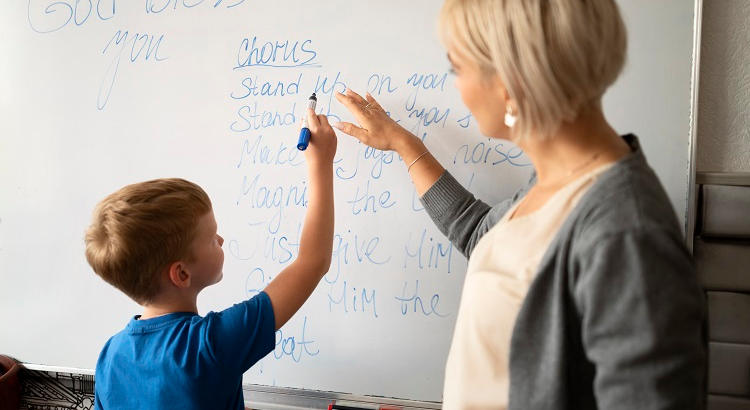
[[332, 121, 367, 141], [306, 108, 320, 130], [317, 114, 331, 129]]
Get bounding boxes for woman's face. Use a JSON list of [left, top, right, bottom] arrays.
[[448, 47, 511, 140]]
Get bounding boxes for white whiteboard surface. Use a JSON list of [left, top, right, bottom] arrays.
[[0, 0, 696, 403]]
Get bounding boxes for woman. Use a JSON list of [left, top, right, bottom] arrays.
[[333, 0, 706, 409]]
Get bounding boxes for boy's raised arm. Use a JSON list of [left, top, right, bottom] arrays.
[[263, 109, 336, 330]]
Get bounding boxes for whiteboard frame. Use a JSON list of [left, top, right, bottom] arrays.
[[15, 0, 704, 407], [243, 385, 441, 410], [686, 0, 704, 252]]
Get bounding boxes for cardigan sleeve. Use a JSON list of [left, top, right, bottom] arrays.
[[418, 170, 528, 258], [572, 227, 707, 409]]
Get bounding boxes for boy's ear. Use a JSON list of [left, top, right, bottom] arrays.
[[167, 261, 191, 289]]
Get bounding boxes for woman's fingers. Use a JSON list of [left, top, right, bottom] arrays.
[[334, 91, 364, 116], [335, 88, 373, 121], [333, 88, 405, 151], [364, 92, 384, 111], [344, 88, 368, 105], [333, 121, 368, 141]]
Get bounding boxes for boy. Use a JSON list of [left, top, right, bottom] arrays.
[[84, 110, 337, 409]]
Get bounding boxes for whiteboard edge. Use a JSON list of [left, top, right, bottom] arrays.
[[22, 363, 96, 376], [685, 0, 704, 252], [17, 364, 441, 407], [243, 384, 442, 409]]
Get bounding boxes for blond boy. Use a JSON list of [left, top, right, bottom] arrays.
[[85, 111, 336, 409]]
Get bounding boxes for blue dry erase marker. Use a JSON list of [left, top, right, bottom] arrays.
[[297, 93, 317, 151]]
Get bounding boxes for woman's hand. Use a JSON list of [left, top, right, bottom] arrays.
[[333, 89, 416, 153], [334, 88, 444, 196]]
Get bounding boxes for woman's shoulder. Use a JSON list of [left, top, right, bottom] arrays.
[[570, 135, 684, 243]]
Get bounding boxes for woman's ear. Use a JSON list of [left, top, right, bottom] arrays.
[[167, 261, 191, 289], [489, 74, 511, 109], [498, 81, 513, 108]]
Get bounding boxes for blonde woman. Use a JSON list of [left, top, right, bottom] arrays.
[[333, 0, 706, 409]]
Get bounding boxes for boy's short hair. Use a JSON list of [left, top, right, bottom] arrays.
[[85, 178, 212, 304]]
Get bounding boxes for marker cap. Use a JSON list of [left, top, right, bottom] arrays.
[[297, 127, 311, 151]]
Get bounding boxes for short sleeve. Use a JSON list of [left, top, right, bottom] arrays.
[[202, 291, 276, 373]]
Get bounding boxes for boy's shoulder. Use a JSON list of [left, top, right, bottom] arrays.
[[95, 321, 132, 393], [96, 313, 200, 368], [97, 295, 275, 373], [93, 314, 223, 409], [94, 297, 275, 408], [96, 320, 131, 365]]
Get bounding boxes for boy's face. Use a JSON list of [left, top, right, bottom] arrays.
[[185, 210, 225, 288]]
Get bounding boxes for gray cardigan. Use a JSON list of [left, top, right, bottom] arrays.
[[420, 135, 706, 410]]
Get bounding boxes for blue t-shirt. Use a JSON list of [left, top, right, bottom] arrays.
[[94, 292, 275, 410]]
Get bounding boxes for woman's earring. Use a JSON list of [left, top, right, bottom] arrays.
[[504, 105, 517, 128]]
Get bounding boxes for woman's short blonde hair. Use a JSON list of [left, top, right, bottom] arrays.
[[439, 0, 627, 140], [84, 178, 212, 305]]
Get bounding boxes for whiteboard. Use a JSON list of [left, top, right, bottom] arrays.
[[0, 0, 697, 403]]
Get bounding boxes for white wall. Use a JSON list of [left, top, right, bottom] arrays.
[[697, 0, 750, 172]]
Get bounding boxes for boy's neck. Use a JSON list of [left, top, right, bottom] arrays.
[[140, 293, 199, 320]]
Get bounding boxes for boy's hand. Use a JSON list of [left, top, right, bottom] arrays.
[[303, 109, 337, 166]]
